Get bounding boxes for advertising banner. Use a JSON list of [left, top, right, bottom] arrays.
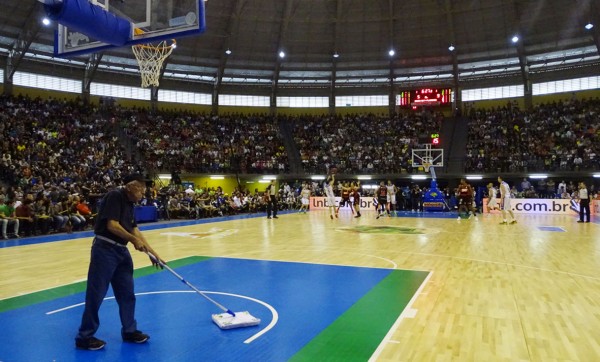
[[310, 197, 377, 210], [482, 198, 579, 215]]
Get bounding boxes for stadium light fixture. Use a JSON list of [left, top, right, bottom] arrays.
[[511, 35, 520, 43], [529, 174, 548, 179], [357, 175, 372, 180], [333, 52, 339, 58], [42, 17, 51, 26], [310, 175, 325, 180], [279, 51, 286, 58], [388, 49, 395, 56], [225, 49, 232, 55], [448, 44, 455, 52], [593, 174, 600, 178], [210, 175, 225, 180], [411, 175, 427, 180], [585, 22, 594, 30], [466, 175, 482, 180]]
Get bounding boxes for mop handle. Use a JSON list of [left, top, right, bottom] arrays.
[[145, 251, 235, 316]]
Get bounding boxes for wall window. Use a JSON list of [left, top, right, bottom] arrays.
[[533, 76, 600, 95], [218, 94, 269, 107], [13, 72, 81, 93], [90, 82, 150, 100], [335, 95, 388, 107], [159, 90, 212, 104], [462, 85, 524, 101], [278, 96, 329, 108]]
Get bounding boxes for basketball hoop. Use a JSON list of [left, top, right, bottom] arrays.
[[423, 162, 431, 173], [132, 34, 176, 88]]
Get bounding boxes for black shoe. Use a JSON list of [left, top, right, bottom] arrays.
[[75, 337, 106, 350], [577, 220, 584, 223], [273, 216, 279, 219], [267, 216, 272, 219], [122, 330, 149, 344]]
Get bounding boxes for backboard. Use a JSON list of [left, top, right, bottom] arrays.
[[53, 0, 205, 57], [411, 145, 443, 170]]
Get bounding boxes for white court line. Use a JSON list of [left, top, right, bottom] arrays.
[[368, 271, 433, 362], [46, 290, 277, 344]]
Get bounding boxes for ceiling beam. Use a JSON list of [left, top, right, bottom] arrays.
[[4, 3, 42, 93], [329, 0, 343, 115], [271, 0, 295, 114], [511, 0, 531, 110], [213, 0, 247, 112], [444, 0, 460, 111]]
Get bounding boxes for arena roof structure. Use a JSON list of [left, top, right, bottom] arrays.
[[0, 0, 598, 98]]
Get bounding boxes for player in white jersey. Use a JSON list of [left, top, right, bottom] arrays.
[[324, 166, 338, 219], [386, 180, 397, 216], [486, 183, 499, 212], [498, 176, 516, 224], [298, 183, 311, 213]]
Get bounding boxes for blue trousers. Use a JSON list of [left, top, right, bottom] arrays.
[[76, 239, 137, 340]]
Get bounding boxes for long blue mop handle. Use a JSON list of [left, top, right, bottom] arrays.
[[145, 251, 236, 317]]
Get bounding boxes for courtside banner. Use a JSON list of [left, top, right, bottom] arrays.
[[310, 197, 376, 210], [483, 198, 579, 215]]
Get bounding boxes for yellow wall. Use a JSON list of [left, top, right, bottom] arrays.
[[164, 176, 276, 194]]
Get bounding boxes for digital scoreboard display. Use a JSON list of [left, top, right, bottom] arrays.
[[398, 88, 452, 107]]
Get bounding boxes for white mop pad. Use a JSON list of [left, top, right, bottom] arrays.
[[212, 311, 261, 329]]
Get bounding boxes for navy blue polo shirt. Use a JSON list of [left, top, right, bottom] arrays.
[[94, 188, 137, 245]]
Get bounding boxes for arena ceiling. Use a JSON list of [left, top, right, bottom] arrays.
[[0, 0, 599, 95]]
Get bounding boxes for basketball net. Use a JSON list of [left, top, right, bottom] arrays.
[[132, 37, 176, 88], [423, 162, 431, 173]]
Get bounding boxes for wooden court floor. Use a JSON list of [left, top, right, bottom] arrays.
[[1, 210, 600, 361]]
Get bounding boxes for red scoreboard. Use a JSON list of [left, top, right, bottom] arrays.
[[398, 88, 452, 107]]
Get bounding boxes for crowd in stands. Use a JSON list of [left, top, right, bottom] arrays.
[[3, 93, 600, 239], [292, 112, 444, 174], [465, 98, 600, 173], [118, 111, 288, 174]]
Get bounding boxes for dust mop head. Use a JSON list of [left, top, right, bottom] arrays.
[[212, 311, 261, 330]]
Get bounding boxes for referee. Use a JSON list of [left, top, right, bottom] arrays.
[[266, 179, 278, 219], [577, 182, 590, 223]]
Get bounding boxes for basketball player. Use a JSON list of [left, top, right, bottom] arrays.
[[298, 183, 311, 214], [486, 182, 499, 212], [375, 181, 388, 219], [457, 178, 476, 219], [324, 165, 338, 219], [498, 176, 517, 224], [386, 180, 398, 216], [336, 182, 354, 215], [351, 181, 362, 218]]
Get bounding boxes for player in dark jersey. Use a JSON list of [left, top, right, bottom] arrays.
[[375, 181, 387, 219], [336, 182, 354, 215], [351, 181, 361, 218], [457, 178, 476, 219]]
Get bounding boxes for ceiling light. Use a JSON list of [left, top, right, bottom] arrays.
[[279, 51, 285, 58], [225, 49, 232, 55], [310, 175, 325, 180], [388, 49, 395, 56], [411, 175, 427, 180], [466, 175, 482, 180], [42, 17, 51, 26], [511, 35, 520, 43], [529, 174, 548, 179], [448, 44, 455, 51], [585, 23, 594, 30], [593, 174, 600, 178], [357, 175, 372, 180], [210, 175, 225, 180], [333, 52, 339, 58]]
